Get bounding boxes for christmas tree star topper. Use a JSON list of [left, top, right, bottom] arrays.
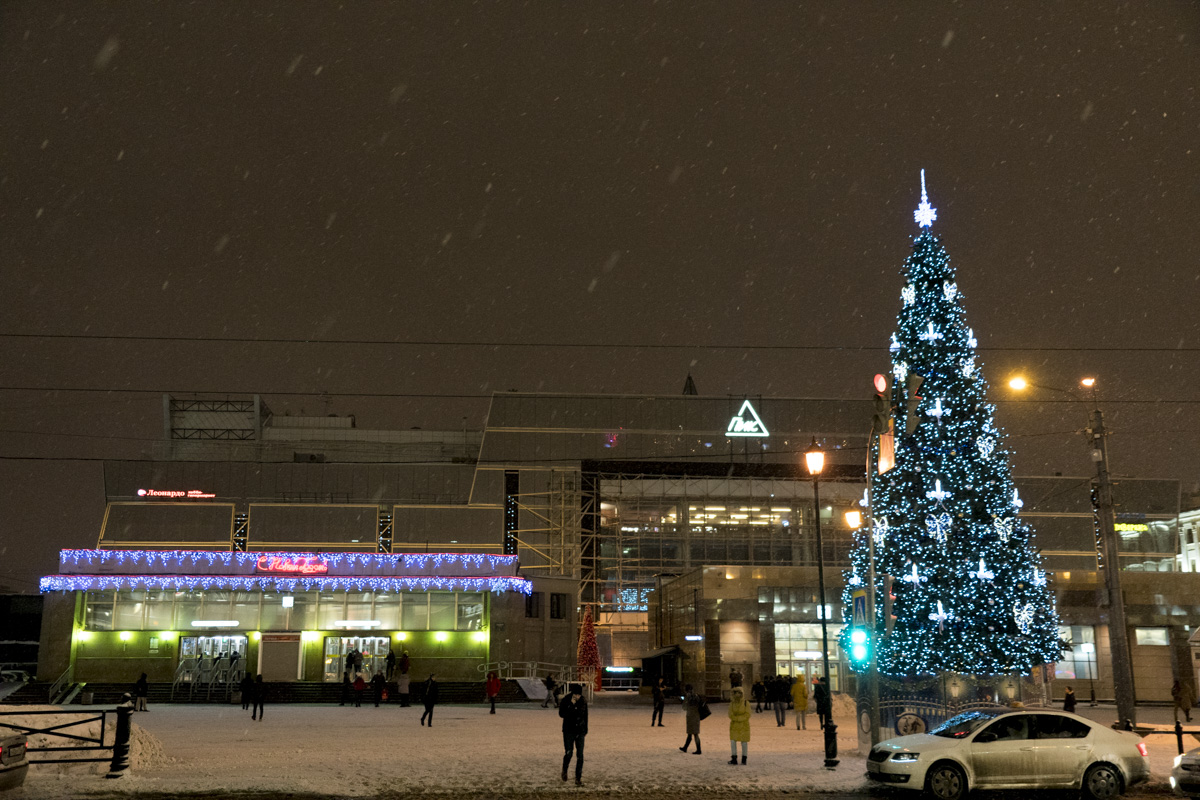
[[914, 169, 937, 228]]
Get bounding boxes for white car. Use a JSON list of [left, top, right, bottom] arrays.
[[867, 709, 1149, 800], [1172, 746, 1200, 797]]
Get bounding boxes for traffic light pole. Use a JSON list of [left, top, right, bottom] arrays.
[[1090, 405, 1136, 726], [865, 510, 882, 746]]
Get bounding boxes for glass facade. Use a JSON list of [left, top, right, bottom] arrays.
[[84, 589, 486, 632], [1054, 625, 1097, 680], [594, 472, 858, 615]]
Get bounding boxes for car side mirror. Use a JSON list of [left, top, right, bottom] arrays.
[[974, 732, 997, 744]]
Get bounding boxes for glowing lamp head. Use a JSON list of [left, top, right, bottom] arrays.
[[1008, 377, 1028, 391], [119, 631, 132, 642], [435, 632, 449, 642], [804, 440, 825, 476], [850, 628, 867, 645], [873, 374, 888, 394], [1081, 377, 1096, 388], [845, 510, 862, 529]]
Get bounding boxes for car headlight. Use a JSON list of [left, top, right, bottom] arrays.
[[892, 752, 920, 762], [1175, 755, 1184, 770]]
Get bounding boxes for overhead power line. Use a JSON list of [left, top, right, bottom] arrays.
[[1, 332, 1198, 353]]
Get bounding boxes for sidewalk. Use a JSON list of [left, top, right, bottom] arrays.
[[1, 695, 1187, 799]]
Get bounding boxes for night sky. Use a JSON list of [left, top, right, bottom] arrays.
[[2, 2, 1198, 591]]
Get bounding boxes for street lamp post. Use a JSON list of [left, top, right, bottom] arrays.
[[805, 440, 838, 768], [1008, 376, 1136, 726]]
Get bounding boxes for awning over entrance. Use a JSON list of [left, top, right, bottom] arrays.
[[641, 645, 686, 660]]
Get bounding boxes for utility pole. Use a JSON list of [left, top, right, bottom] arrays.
[[1090, 404, 1136, 726]]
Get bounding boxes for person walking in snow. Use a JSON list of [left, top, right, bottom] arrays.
[[352, 672, 366, 707], [814, 676, 832, 730], [420, 673, 439, 726], [771, 675, 787, 727], [751, 679, 765, 713], [1062, 685, 1077, 714], [542, 672, 559, 708], [679, 683, 704, 755], [250, 675, 266, 721], [791, 674, 809, 730], [1173, 679, 1195, 723], [397, 670, 411, 707], [485, 670, 502, 714], [241, 672, 255, 710], [728, 685, 751, 765], [559, 683, 588, 786], [134, 673, 149, 712], [651, 677, 666, 727], [339, 670, 351, 706]]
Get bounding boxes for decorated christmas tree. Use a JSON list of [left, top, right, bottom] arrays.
[[577, 605, 602, 689], [844, 172, 1060, 677]]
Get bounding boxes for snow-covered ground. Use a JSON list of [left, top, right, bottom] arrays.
[[0, 695, 1184, 797]]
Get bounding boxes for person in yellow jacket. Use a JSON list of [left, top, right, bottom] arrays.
[[728, 686, 751, 765], [790, 676, 809, 730]]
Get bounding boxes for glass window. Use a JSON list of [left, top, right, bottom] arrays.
[[1035, 714, 1090, 739], [173, 592, 203, 629], [316, 592, 346, 630], [402, 593, 429, 629], [112, 590, 147, 630], [550, 593, 568, 620], [345, 592, 375, 624], [85, 590, 114, 631], [143, 591, 175, 630], [1135, 627, 1170, 646], [980, 715, 1030, 741], [456, 593, 484, 630], [232, 592, 261, 630], [288, 591, 316, 630], [259, 593, 289, 630], [1054, 625, 1097, 680], [200, 591, 233, 621], [429, 593, 455, 630], [525, 592, 542, 619], [374, 593, 400, 629]]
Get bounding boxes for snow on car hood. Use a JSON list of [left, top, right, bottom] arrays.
[[875, 733, 964, 755]]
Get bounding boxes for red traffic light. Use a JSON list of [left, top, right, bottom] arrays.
[[873, 374, 888, 394]]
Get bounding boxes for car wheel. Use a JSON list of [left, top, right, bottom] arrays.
[[1082, 763, 1122, 800], [925, 761, 967, 800]]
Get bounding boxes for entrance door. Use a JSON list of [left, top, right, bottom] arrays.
[[324, 636, 391, 682]]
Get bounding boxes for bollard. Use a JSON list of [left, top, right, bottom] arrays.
[[823, 721, 839, 769], [1177, 719, 1186, 755], [106, 696, 134, 778]]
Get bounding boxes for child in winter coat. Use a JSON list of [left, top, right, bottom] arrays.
[[728, 686, 751, 764]]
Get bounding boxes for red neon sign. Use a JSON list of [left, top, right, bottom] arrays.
[[255, 556, 329, 575]]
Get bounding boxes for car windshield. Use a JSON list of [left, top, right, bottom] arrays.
[[930, 710, 1000, 738]]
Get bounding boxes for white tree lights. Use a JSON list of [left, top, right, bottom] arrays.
[[842, 173, 1060, 677]]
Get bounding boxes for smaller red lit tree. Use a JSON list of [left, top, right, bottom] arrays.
[[577, 605, 602, 690]]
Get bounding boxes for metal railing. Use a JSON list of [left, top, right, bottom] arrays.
[[47, 665, 73, 705]]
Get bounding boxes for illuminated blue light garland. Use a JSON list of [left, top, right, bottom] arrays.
[[40, 574, 532, 595], [58, 549, 517, 573]]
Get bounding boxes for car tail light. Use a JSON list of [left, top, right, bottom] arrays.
[[1137, 742, 1148, 757]]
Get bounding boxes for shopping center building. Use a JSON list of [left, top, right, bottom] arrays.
[[36, 390, 1197, 703]]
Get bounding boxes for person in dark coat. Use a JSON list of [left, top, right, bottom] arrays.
[[397, 671, 411, 707], [420, 673, 439, 726], [241, 673, 256, 710], [371, 671, 386, 707], [339, 670, 351, 706], [679, 683, 703, 754], [352, 673, 366, 707], [729, 668, 743, 689], [751, 679, 765, 712], [485, 670, 502, 714], [813, 676, 832, 730], [772, 676, 788, 727], [651, 677, 666, 727], [251, 675, 266, 721], [1063, 685, 1077, 713], [134, 673, 149, 712], [542, 672, 559, 708], [559, 683, 588, 785], [385, 649, 396, 680]]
